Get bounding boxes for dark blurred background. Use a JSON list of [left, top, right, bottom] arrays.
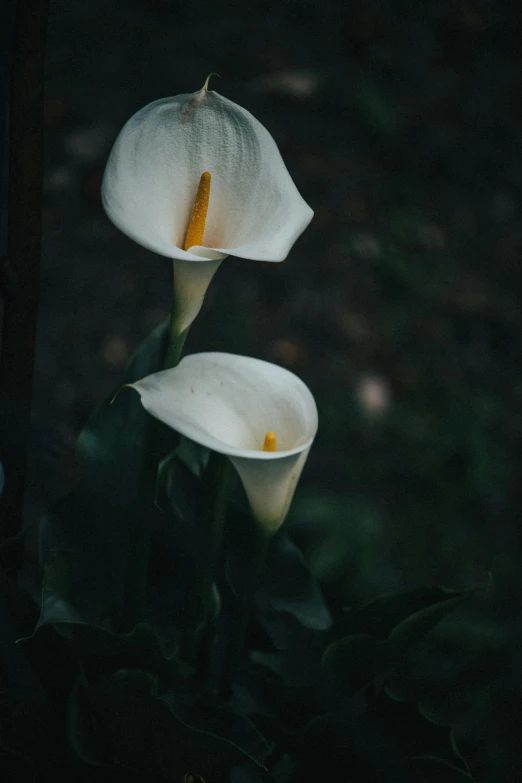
[[29, 0, 522, 605]]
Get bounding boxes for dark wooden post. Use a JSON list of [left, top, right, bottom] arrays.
[[0, 0, 49, 548]]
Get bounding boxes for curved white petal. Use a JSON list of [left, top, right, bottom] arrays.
[[230, 449, 311, 533], [102, 86, 313, 263], [129, 353, 318, 531]]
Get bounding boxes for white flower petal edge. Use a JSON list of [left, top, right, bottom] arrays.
[[101, 86, 313, 263], [129, 352, 318, 532]]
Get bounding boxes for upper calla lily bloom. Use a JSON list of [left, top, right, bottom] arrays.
[[129, 353, 318, 532], [102, 80, 314, 334]]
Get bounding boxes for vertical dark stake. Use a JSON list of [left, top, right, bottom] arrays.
[[0, 0, 49, 542]]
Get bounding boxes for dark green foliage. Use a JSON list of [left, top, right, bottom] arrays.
[[5, 324, 513, 782], [68, 669, 271, 780], [76, 321, 177, 511]]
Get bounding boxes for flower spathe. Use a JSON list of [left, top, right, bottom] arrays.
[[102, 84, 313, 262], [129, 353, 318, 532], [102, 82, 313, 333]]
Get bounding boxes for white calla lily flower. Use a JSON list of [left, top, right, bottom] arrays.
[[102, 81, 313, 334], [129, 353, 318, 532]]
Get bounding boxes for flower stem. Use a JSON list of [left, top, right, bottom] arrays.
[[118, 415, 167, 631], [119, 294, 188, 632], [217, 523, 272, 702], [120, 509, 150, 631], [164, 322, 189, 369], [181, 452, 231, 667]]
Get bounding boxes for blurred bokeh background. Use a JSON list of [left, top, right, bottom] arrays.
[[29, 0, 522, 606]]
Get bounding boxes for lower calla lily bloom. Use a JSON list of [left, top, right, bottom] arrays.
[[101, 80, 313, 335], [129, 353, 318, 532]]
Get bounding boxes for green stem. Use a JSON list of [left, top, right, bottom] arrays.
[[164, 257, 194, 369], [217, 523, 272, 702], [119, 287, 189, 632], [119, 501, 151, 631], [164, 322, 188, 369], [206, 454, 233, 576], [119, 412, 171, 632], [181, 452, 231, 667]]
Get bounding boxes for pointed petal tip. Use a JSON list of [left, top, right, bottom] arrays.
[[202, 72, 222, 92]]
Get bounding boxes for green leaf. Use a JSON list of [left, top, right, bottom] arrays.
[[334, 585, 475, 641], [68, 673, 109, 766], [288, 709, 411, 780], [37, 483, 194, 652], [225, 508, 330, 643], [163, 690, 274, 767], [0, 577, 90, 778], [361, 692, 473, 778], [175, 436, 210, 478], [31, 547, 189, 681], [256, 533, 331, 634], [70, 623, 189, 683], [38, 488, 131, 627], [123, 321, 170, 385], [288, 690, 472, 782], [321, 634, 378, 699], [221, 514, 331, 696], [374, 591, 476, 681], [45, 323, 205, 648], [155, 450, 203, 526], [69, 669, 271, 781], [383, 605, 521, 782], [408, 755, 474, 781], [76, 322, 177, 512], [222, 519, 331, 692], [318, 587, 477, 709], [235, 665, 317, 738]]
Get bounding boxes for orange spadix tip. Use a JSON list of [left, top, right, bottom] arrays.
[[184, 171, 211, 251], [262, 431, 277, 452]]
